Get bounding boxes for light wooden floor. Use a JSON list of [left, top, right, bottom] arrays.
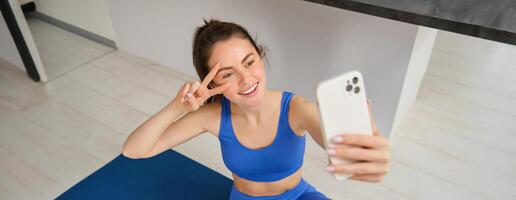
[[1, 30, 515, 199]]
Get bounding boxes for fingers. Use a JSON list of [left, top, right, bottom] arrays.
[[332, 134, 389, 149], [183, 82, 200, 108], [208, 82, 231, 96], [198, 63, 230, 99], [185, 81, 200, 99], [201, 63, 220, 88], [195, 97, 206, 106], [367, 99, 380, 136], [349, 173, 386, 183], [181, 81, 201, 107], [328, 146, 389, 162], [180, 82, 191, 103], [186, 94, 199, 110], [330, 162, 388, 175], [178, 62, 228, 108]]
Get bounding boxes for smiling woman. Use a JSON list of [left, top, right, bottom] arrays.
[[192, 19, 269, 105], [122, 19, 390, 200]]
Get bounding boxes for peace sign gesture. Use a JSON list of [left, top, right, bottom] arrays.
[[174, 63, 231, 112]]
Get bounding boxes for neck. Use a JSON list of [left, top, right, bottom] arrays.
[[231, 90, 274, 126]]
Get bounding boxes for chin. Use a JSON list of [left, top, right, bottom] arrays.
[[246, 93, 265, 107], [245, 84, 266, 107]]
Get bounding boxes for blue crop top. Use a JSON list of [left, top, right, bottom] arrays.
[[218, 91, 306, 182]]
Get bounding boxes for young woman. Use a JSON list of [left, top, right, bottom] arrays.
[[122, 19, 390, 200]]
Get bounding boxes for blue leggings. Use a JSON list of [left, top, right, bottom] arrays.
[[229, 179, 330, 200]]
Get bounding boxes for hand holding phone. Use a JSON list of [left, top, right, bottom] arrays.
[[316, 71, 373, 180]]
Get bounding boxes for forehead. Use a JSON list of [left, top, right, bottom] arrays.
[[207, 37, 256, 69]]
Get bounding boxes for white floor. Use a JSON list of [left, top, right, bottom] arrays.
[[26, 17, 114, 81], [1, 30, 515, 199]]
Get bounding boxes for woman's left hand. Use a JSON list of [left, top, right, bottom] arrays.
[[326, 100, 390, 183]]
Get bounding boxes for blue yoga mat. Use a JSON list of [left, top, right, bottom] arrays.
[[57, 150, 233, 200]]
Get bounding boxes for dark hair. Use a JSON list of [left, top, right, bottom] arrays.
[[192, 19, 267, 104]]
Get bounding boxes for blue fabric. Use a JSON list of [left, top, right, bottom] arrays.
[[56, 150, 233, 200], [229, 179, 330, 200], [218, 91, 306, 182]]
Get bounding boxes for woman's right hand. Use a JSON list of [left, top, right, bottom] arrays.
[[173, 63, 231, 112]]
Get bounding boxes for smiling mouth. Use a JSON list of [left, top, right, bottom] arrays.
[[238, 82, 258, 95]]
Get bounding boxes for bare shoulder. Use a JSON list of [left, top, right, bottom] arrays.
[[289, 94, 315, 113], [288, 94, 316, 136], [288, 94, 325, 148], [194, 99, 222, 137]]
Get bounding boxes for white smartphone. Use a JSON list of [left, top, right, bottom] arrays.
[[316, 70, 373, 180]]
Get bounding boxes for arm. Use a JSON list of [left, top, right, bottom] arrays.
[[289, 95, 326, 149], [122, 100, 210, 159], [122, 63, 230, 159]]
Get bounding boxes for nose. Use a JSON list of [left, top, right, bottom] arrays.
[[238, 67, 253, 85]]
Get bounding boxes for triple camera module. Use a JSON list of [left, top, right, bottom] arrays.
[[345, 76, 360, 94]]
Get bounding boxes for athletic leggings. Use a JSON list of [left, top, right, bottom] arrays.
[[229, 179, 330, 200]]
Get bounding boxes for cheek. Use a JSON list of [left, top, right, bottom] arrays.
[[222, 84, 238, 96], [253, 64, 265, 79]]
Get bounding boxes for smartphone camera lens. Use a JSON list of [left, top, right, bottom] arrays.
[[352, 77, 358, 84], [346, 84, 353, 92], [354, 86, 360, 94]]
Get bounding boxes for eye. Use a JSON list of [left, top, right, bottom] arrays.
[[223, 72, 233, 79], [246, 60, 255, 67]]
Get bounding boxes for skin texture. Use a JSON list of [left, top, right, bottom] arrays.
[[122, 36, 390, 197]]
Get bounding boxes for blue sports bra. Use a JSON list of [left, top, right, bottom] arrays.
[[218, 91, 306, 182]]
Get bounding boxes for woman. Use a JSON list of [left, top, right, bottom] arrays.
[[122, 19, 390, 200]]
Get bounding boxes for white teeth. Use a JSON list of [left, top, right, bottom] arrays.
[[239, 83, 258, 95]]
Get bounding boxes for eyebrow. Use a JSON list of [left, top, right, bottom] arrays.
[[217, 53, 254, 74]]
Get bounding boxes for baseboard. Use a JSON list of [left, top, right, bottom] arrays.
[[26, 11, 117, 49]]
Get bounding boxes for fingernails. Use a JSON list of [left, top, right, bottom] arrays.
[[327, 149, 336, 155], [186, 92, 192, 97], [332, 136, 343, 143], [326, 166, 335, 172]]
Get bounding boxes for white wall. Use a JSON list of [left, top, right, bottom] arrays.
[[107, 0, 291, 91], [107, 0, 420, 137], [34, 0, 116, 41]]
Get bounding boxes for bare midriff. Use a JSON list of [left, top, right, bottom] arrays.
[[232, 167, 303, 197]]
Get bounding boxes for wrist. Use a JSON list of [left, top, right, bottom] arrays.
[[164, 100, 188, 116]]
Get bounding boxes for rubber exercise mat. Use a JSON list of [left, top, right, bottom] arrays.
[[56, 149, 232, 199]]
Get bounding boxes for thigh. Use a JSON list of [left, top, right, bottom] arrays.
[[298, 191, 331, 200], [298, 183, 331, 200]]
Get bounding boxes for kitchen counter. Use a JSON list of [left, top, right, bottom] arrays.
[[305, 0, 516, 45]]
